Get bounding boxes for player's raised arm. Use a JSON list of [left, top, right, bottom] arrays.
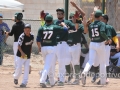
[[82, 16, 88, 33], [70, 1, 85, 17]]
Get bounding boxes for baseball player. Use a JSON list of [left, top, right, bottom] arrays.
[[53, 8, 75, 86], [81, 10, 111, 85], [65, 12, 87, 85], [92, 14, 119, 84], [13, 23, 34, 87], [0, 14, 10, 65], [36, 14, 68, 88], [6, 13, 24, 69]]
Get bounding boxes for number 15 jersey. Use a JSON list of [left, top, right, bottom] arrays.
[[37, 24, 67, 46], [89, 20, 106, 42]]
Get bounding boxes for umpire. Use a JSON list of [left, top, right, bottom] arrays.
[[6, 12, 24, 69]]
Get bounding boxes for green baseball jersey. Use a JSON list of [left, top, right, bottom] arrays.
[[67, 24, 84, 44], [106, 24, 117, 38], [37, 24, 66, 46], [89, 20, 106, 42], [53, 19, 75, 42]]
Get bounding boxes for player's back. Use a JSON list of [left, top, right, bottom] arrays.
[[89, 21, 106, 42], [39, 24, 66, 46]]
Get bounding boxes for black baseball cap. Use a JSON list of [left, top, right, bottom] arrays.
[[24, 23, 31, 29]]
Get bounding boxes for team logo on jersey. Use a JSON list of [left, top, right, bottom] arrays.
[[25, 40, 33, 45]]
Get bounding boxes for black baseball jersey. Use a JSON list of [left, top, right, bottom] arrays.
[[8, 21, 25, 42], [17, 33, 34, 59]]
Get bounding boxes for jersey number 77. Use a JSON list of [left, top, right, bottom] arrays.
[[43, 31, 53, 39]]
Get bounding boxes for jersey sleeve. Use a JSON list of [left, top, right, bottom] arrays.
[[36, 27, 42, 42], [18, 33, 25, 46], [100, 22, 106, 32], [68, 20, 75, 30], [111, 26, 117, 37], [78, 24, 84, 33], [8, 24, 15, 36]]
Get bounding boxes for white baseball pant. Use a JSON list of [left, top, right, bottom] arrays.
[[40, 46, 56, 85], [111, 52, 120, 67], [93, 45, 111, 67], [13, 42, 18, 69], [81, 52, 89, 68], [69, 43, 81, 65], [13, 57, 30, 85], [82, 41, 106, 85], [56, 41, 71, 82]]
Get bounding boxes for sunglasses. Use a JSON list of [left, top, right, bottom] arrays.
[[57, 13, 64, 15]]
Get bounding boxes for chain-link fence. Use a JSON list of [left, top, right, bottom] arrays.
[[2, 19, 41, 55]]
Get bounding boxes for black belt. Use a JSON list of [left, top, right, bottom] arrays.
[[68, 43, 78, 46]]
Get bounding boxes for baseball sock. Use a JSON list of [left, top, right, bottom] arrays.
[[74, 65, 80, 80]]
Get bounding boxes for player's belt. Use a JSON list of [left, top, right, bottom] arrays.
[[68, 43, 78, 46], [57, 41, 67, 44]]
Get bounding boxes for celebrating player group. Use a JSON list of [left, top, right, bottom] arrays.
[[1, 1, 119, 88]]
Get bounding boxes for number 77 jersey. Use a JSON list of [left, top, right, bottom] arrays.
[[88, 21, 106, 42], [37, 24, 67, 46]]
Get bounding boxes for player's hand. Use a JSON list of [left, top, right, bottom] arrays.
[[60, 22, 67, 28], [94, 6, 100, 12], [21, 52, 26, 58], [70, 1, 77, 7]]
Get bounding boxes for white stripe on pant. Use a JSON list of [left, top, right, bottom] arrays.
[[13, 42, 18, 69], [13, 57, 30, 85]]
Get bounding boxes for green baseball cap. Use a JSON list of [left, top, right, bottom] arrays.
[[69, 13, 75, 17], [45, 14, 53, 20], [94, 10, 103, 17], [56, 8, 65, 13]]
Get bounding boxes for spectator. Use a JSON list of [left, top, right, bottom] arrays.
[[0, 14, 10, 65]]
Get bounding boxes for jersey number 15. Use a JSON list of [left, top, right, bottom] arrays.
[[43, 31, 53, 39], [91, 28, 99, 37]]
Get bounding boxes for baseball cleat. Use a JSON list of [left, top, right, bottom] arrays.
[[72, 80, 80, 85], [40, 83, 47, 88], [14, 79, 18, 85], [20, 83, 26, 87], [81, 73, 86, 85], [57, 81, 64, 86]]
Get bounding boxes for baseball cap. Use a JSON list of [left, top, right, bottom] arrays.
[[24, 23, 31, 29], [94, 10, 103, 17], [0, 14, 3, 18], [56, 8, 65, 13], [69, 13, 75, 17], [45, 15, 53, 20]]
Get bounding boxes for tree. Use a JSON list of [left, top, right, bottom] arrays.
[[106, 0, 119, 31]]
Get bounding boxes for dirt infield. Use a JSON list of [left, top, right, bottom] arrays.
[[0, 54, 120, 90]]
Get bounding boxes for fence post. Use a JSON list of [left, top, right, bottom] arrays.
[[102, 0, 105, 14], [65, 0, 69, 20]]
